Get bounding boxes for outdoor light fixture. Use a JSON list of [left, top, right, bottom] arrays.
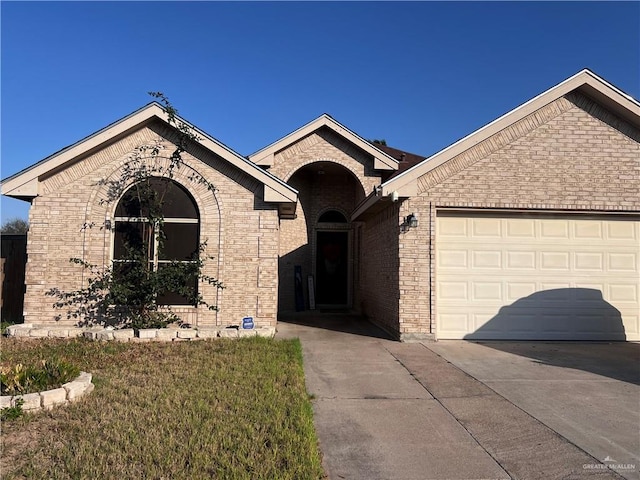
[[401, 213, 418, 233]]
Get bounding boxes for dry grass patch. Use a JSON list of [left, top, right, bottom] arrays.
[[1, 337, 324, 479]]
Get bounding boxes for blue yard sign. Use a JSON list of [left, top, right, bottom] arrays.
[[242, 317, 254, 329]]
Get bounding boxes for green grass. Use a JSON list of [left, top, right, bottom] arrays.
[[0, 337, 324, 479]]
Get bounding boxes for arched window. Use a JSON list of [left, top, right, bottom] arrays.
[[318, 210, 347, 223], [113, 178, 199, 305]]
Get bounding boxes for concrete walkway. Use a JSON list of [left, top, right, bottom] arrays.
[[277, 315, 626, 480]]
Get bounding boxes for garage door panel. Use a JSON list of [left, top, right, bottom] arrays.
[[439, 313, 470, 335], [473, 313, 510, 333], [506, 219, 535, 237], [540, 220, 570, 239], [472, 283, 502, 301], [436, 214, 640, 340], [506, 283, 537, 301], [609, 253, 637, 271], [472, 250, 502, 268], [540, 314, 573, 333], [471, 218, 502, 237], [624, 315, 639, 335], [439, 281, 468, 300], [608, 284, 638, 302], [608, 221, 637, 240], [438, 250, 468, 268], [506, 251, 536, 269], [540, 252, 570, 270], [574, 221, 603, 239], [575, 252, 604, 270], [439, 217, 468, 236]]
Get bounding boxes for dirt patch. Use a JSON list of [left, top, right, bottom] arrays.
[[1, 414, 59, 477]]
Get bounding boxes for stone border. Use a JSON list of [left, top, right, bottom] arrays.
[[0, 371, 94, 413], [4, 324, 276, 342]]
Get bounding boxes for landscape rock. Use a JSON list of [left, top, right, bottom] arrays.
[[219, 328, 239, 338], [156, 329, 177, 340], [14, 393, 41, 411], [40, 388, 67, 410], [138, 329, 157, 339], [112, 329, 134, 341], [29, 329, 49, 338], [76, 372, 92, 384], [67, 328, 85, 338], [177, 329, 197, 339], [48, 329, 69, 338], [0, 396, 12, 409], [96, 331, 114, 341], [238, 329, 257, 338], [196, 328, 219, 339], [256, 326, 276, 338], [13, 328, 33, 337], [4, 324, 33, 336], [63, 373, 93, 401]]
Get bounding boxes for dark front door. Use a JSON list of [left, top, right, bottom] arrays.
[[316, 231, 348, 306]]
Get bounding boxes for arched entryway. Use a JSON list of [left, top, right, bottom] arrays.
[[278, 162, 366, 313]]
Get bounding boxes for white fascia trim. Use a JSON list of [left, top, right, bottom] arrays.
[[380, 69, 640, 197], [1, 103, 163, 196], [351, 191, 380, 221], [248, 113, 399, 171], [2, 102, 298, 203], [175, 112, 298, 201]]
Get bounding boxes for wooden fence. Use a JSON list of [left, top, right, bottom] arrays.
[[1, 234, 27, 323]]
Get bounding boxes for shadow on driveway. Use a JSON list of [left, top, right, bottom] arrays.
[[474, 341, 640, 386], [277, 312, 393, 340]]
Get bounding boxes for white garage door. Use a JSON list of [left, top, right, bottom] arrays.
[[436, 212, 640, 340]]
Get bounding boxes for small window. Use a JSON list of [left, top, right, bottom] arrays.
[[113, 178, 199, 305], [318, 210, 347, 223]]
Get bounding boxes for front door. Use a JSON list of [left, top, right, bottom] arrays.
[[316, 231, 348, 306]]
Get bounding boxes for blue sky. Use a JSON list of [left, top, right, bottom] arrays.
[[2, 1, 638, 223]]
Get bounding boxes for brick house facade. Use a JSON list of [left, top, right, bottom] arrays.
[[3, 69, 639, 341]]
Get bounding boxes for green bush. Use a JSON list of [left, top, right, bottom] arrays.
[[1, 398, 24, 421], [0, 359, 80, 395]]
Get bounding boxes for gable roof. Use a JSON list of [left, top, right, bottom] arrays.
[[1, 103, 298, 204], [248, 113, 399, 172], [352, 69, 640, 220], [373, 144, 427, 181]]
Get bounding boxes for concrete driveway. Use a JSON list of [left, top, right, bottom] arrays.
[[277, 315, 638, 480], [427, 341, 640, 480]]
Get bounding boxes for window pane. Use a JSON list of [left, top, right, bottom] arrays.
[[113, 177, 200, 307], [114, 222, 154, 259], [156, 263, 198, 306], [155, 179, 198, 219], [115, 189, 144, 217], [115, 178, 198, 219], [159, 223, 199, 260], [110, 261, 155, 306]]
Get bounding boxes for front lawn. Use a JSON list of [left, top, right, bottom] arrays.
[[0, 337, 324, 479]]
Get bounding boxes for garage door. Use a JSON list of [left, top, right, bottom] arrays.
[[436, 212, 640, 340]]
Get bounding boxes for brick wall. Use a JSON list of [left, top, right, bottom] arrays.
[[23, 120, 280, 328], [271, 129, 384, 313], [269, 128, 381, 195], [394, 93, 640, 339], [358, 203, 401, 337]]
